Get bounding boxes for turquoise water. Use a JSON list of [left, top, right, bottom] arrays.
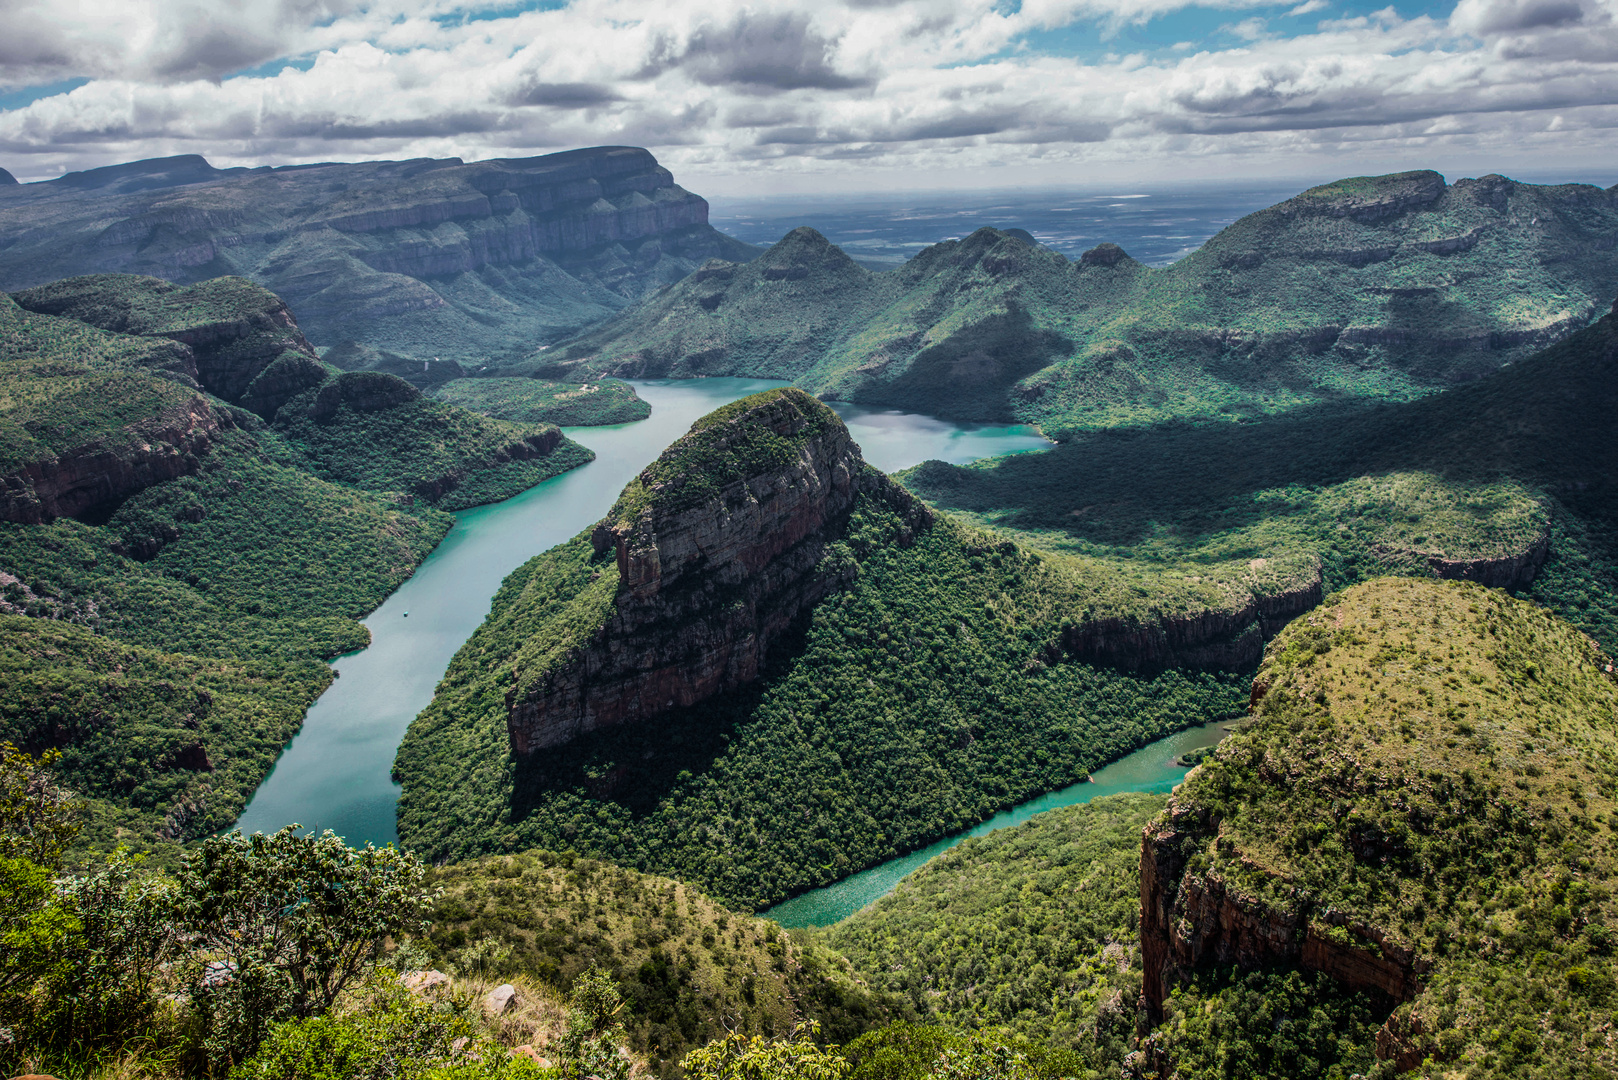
[[235, 380, 1059, 846], [763, 719, 1233, 928]]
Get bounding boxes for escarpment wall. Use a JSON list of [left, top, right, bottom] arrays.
[[1060, 565, 1323, 672], [506, 396, 932, 754], [0, 396, 221, 524], [1139, 795, 1425, 1022]]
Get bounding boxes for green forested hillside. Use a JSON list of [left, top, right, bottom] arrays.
[[544, 173, 1618, 434], [394, 394, 1251, 909], [905, 296, 1618, 653], [0, 274, 596, 851], [823, 793, 1162, 1071], [1142, 577, 1618, 1078], [431, 377, 650, 427]]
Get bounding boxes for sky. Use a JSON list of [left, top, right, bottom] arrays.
[[0, 0, 1614, 194]]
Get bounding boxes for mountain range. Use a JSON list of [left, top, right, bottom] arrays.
[[0, 147, 759, 361], [541, 171, 1618, 434]]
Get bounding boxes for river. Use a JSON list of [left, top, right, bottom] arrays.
[[235, 379, 1053, 845], [764, 719, 1231, 927]]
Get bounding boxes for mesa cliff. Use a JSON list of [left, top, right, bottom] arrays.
[[0, 274, 324, 524], [0, 148, 760, 360], [506, 388, 931, 753], [1132, 578, 1618, 1076]]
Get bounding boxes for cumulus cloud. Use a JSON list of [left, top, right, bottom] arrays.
[[0, 0, 1613, 185], [1451, 0, 1589, 35]]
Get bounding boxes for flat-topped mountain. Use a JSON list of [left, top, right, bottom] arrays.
[[1138, 577, 1618, 1076], [0, 148, 760, 359], [544, 172, 1618, 433]]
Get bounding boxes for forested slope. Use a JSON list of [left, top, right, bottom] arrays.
[[0, 273, 594, 852], [905, 294, 1618, 654]]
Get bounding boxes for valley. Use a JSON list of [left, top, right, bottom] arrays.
[[5, 158, 1618, 1080]]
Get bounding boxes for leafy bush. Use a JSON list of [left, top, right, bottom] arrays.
[[171, 828, 433, 1067]]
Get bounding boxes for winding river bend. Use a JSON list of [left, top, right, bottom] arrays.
[[236, 379, 1053, 846]]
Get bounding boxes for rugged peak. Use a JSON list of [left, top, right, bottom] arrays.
[[0, 167, 16, 186], [509, 388, 929, 753], [1078, 242, 1134, 269], [754, 227, 862, 281]]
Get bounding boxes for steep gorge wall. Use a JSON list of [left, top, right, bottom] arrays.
[[506, 390, 931, 754], [1138, 793, 1426, 1022], [0, 393, 223, 524]]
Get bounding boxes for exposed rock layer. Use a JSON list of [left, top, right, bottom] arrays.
[[1138, 794, 1425, 1020], [506, 390, 930, 754], [0, 395, 222, 524]]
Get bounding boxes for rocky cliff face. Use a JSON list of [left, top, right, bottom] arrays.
[[1060, 560, 1323, 671], [0, 148, 760, 360], [506, 388, 930, 754], [1138, 793, 1425, 1023], [0, 394, 222, 524]]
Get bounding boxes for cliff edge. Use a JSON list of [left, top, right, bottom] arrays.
[[1135, 577, 1618, 1076], [506, 387, 931, 753]]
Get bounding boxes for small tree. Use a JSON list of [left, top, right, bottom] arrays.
[[554, 966, 632, 1080], [0, 744, 81, 1056], [0, 741, 81, 866], [41, 850, 178, 1051], [173, 827, 432, 1065], [682, 1021, 850, 1080]]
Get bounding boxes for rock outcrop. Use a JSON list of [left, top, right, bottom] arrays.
[[1059, 560, 1323, 671], [0, 393, 222, 524], [1138, 793, 1425, 1023], [506, 388, 931, 754]]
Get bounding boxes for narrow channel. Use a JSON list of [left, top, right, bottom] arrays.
[[764, 718, 1234, 928], [235, 380, 1053, 846]]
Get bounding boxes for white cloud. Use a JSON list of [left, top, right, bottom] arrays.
[[0, 0, 1612, 188]]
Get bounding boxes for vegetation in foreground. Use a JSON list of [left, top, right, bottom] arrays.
[[405, 850, 892, 1071]]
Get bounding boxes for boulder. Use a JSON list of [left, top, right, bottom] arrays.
[[401, 969, 453, 995], [484, 982, 520, 1016]]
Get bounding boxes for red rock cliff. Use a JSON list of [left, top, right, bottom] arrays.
[[506, 389, 931, 754]]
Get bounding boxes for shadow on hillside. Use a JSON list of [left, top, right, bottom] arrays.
[[508, 620, 814, 824], [906, 312, 1618, 550]]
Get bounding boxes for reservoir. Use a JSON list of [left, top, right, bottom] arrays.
[[764, 719, 1231, 928], [235, 380, 1052, 845]]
